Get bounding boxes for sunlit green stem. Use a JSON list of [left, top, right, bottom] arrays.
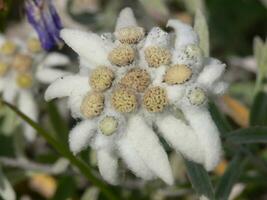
[[2, 100, 119, 200]]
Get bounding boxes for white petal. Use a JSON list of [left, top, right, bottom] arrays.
[[69, 120, 97, 154], [115, 7, 137, 30], [41, 53, 70, 68], [68, 94, 85, 119], [97, 149, 119, 185], [60, 29, 109, 66], [211, 81, 228, 96], [36, 68, 72, 84], [167, 19, 199, 48], [23, 123, 36, 142], [125, 115, 174, 185], [156, 115, 204, 164], [197, 61, 226, 89], [117, 137, 156, 180], [144, 27, 169, 47], [44, 75, 89, 101], [181, 107, 222, 171], [2, 77, 18, 103]]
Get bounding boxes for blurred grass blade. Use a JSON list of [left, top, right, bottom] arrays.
[[250, 92, 267, 126], [226, 127, 267, 143], [0, 166, 16, 200], [209, 102, 232, 135], [47, 102, 69, 146], [52, 176, 76, 200], [215, 153, 245, 200], [2, 101, 119, 200], [194, 9, 209, 56], [184, 159, 215, 199]]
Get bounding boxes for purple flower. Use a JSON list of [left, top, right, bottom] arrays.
[[25, 0, 63, 50]]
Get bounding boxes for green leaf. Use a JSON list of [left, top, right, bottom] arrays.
[[250, 92, 267, 126], [226, 126, 267, 143], [184, 159, 215, 199], [52, 176, 76, 200], [209, 102, 232, 135], [215, 153, 245, 200], [194, 9, 210, 56], [2, 101, 119, 200], [47, 102, 69, 146]]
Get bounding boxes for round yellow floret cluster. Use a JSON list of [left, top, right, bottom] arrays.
[[12, 54, 33, 73], [164, 64, 192, 85], [115, 26, 145, 44], [90, 67, 114, 91], [187, 87, 206, 106], [16, 73, 33, 89], [80, 92, 105, 118], [143, 86, 168, 112], [111, 87, 137, 113], [120, 68, 150, 93], [99, 116, 118, 136], [144, 46, 171, 68], [0, 41, 17, 55], [108, 44, 135, 66]]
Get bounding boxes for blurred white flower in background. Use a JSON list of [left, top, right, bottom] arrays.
[[45, 7, 227, 185], [0, 31, 70, 141]]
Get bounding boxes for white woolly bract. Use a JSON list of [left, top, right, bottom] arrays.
[[69, 120, 96, 155], [44, 75, 89, 101], [117, 136, 156, 180], [18, 91, 38, 141], [167, 19, 199, 48], [68, 94, 87, 119], [156, 115, 204, 164], [125, 115, 174, 185], [36, 68, 71, 84], [115, 7, 137, 30], [2, 75, 18, 103], [41, 52, 70, 68], [165, 85, 186, 105], [197, 62, 226, 89], [181, 107, 222, 171], [211, 81, 228, 96], [60, 29, 110, 66], [97, 149, 119, 185], [144, 27, 169, 48]]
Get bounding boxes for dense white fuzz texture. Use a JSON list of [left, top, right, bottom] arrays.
[[156, 115, 204, 164], [36, 68, 71, 84], [211, 81, 228, 96], [167, 20, 199, 48], [181, 107, 222, 171], [44, 75, 89, 101], [18, 91, 38, 141], [125, 115, 174, 185], [69, 120, 96, 154], [197, 61, 226, 89], [117, 137, 156, 180], [60, 29, 109, 66], [115, 7, 137, 30], [97, 149, 119, 185], [165, 85, 186, 105], [144, 27, 169, 47]]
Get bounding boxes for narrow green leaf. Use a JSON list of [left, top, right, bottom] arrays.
[[184, 159, 215, 199], [250, 92, 267, 126], [47, 101, 69, 146], [215, 153, 245, 200], [209, 102, 232, 135], [2, 101, 119, 200], [226, 126, 267, 143], [52, 176, 76, 200], [194, 9, 209, 56]]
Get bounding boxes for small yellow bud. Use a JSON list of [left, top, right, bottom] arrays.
[[12, 54, 32, 73], [187, 87, 206, 106], [120, 68, 150, 93], [27, 38, 42, 53], [0, 41, 16, 55], [99, 116, 118, 136], [80, 92, 105, 118], [144, 46, 171, 68], [111, 88, 137, 113], [90, 66, 114, 91], [115, 26, 145, 44], [108, 44, 135, 66], [164, 64, 192, 85], [143, 86, 168, 112], [16, 73, 33, 89], [0, 62, 9, 76]]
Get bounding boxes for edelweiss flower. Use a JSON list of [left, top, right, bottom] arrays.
[[0, 33, 70, 141], [45, 8, 227, 184]]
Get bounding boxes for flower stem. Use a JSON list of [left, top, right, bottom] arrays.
[[2, 100, 119, 200]]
